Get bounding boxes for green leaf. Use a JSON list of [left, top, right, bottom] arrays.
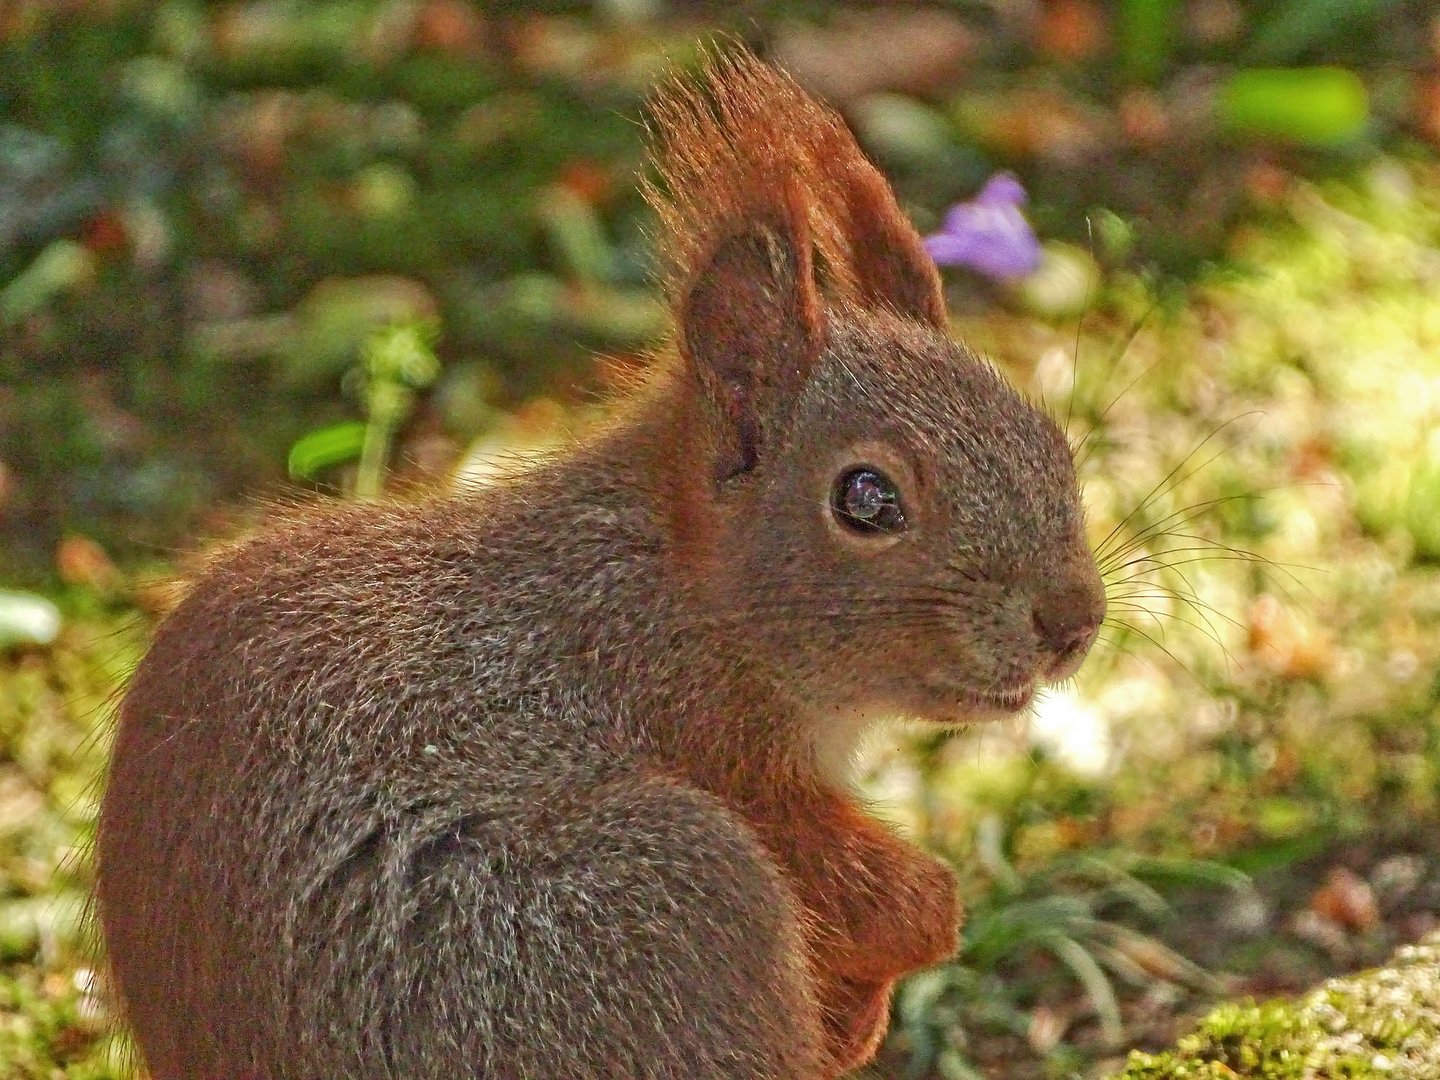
[[1044, 933, 1124, 1045], [1218, 68, 1369, 146], [1226, 832, 1331, 876], [937, 1050, 989, 1080], [0, 240, 93, 325], [287, 421, 367, 481], [1121, 853, 1251, 891], [537, 186, 617, 286]]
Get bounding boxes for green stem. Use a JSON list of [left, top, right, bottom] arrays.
[[354, 414, 390, 501]]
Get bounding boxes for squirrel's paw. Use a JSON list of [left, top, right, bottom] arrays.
[[819, 850, 962, 983], [903, 854, 963, 969], [820, 976, 895, 1077]]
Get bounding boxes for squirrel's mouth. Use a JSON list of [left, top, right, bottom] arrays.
[[959, 679, 1036, 715]]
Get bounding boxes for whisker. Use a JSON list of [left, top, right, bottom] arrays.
[[1069, 303, 1160, 466], [1105, 549, 1285, 581], [1092, 480, 1332, 572], [1094, 492, 1266, 572], [1093, 413, 1261, 562], [1105, 578, 1242, 633], [1141, 533, 1319, 595], [1104, 600, 1236, 667], [1103, 589, 1239, 660], [1112, 549, 1312, 617], [1103, 620, 1207, 688], [1092, 633, 1172, 682]]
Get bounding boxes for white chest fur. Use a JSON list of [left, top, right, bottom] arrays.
[[809, 704, 899, 786]]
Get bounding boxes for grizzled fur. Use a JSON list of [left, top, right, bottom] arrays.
[[96, 52, 1103, 1080]]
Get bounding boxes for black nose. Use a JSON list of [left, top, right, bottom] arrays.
[[1032, 582, 1105, 660]]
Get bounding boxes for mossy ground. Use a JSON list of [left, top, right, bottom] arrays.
[[0, 608, 139, 1079], [1117, 933, 1440, 1079]]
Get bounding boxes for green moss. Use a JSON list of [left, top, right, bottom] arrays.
[[1115, 934, 1440, 1079]]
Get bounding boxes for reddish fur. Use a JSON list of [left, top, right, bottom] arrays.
[[644, 50, 959, 1070], [744, 785, 958, 1068], [645, 50, 942, 326]]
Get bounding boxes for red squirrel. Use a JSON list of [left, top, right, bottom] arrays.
[[96, 51, 1104, 1079]]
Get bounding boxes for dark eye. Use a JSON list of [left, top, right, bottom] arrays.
[[831, 468, 906, 534]]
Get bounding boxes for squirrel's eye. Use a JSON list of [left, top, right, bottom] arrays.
[[831, 468, 906, 534]]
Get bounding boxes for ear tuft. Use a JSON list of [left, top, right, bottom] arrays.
[[644, 48, 949, 480], [834, 160, 947, 328], [644, 47, 948, 329]]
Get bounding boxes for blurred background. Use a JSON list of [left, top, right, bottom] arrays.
[[2, 2, 1440, 1077]]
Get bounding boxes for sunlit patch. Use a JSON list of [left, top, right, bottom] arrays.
[[1026, 686, 1113, 779]]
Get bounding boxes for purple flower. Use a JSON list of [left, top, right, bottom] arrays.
[[923, 173, 1042, 280]]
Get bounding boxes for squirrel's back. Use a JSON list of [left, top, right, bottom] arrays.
[[100, 408, 823, 1079]]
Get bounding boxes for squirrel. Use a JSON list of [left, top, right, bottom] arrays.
[[95, 50, 1105, 1080]]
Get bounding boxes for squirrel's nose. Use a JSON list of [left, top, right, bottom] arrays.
[[1032, 582, 1105, 665]]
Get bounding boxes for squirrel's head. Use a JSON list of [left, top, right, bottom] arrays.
[[648, 53, 1104, 734]]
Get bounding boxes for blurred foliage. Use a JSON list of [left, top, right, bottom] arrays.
[[2, 0, 1438, 571], [4, 2, 1440, 1079]]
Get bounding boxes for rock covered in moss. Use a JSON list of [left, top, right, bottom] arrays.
[[1115, 932, 1440, 1079]]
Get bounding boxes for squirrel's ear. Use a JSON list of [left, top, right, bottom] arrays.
[[843, 165, 948, 329], [680, 183, 824, 482]]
